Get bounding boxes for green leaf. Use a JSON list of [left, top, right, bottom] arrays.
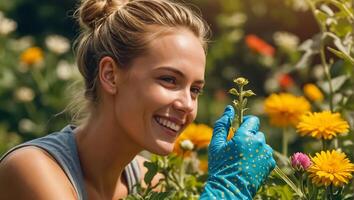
[[149, 191, 174, 200], [318, 75, 348, 94], [229, 88, 239, 96], [267, 185, 293, 200], [143, 161, 158, 185], [330, 18, 352, 37], [314, 9, 328, 27], [327, 47, 354, 65], [242, 98, 248, 108], [325, 32, 351, 55], [295, 34, 321, 69], [320, 4, 334, 16]]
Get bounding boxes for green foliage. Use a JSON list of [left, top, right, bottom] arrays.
[[1, 0, 354, 199], [0, 13, 79, 154], [125, 154, 206, 200]]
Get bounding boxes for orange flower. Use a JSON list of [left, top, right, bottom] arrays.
[[173, 123, 212, 156], [278, 74, 294, 89], [245, 34, 275, 57], [20, 47, 44, 65]]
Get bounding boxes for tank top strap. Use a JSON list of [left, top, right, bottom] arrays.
[[124, 157, 141, 194]]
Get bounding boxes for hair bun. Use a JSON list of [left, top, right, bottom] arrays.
[[77, 0, 125, 30]]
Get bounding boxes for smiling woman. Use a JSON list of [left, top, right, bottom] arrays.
[[0, 0, 275, 199]]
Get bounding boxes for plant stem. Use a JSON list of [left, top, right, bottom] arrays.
[[282, 127, 289, 157], [322, 138, 330, 150], [179, 156, 185, 189], [274, 166, 306, 199], [299, 173, 305, 196], [238, 85, 244, 127], [306, 0, 335, 113], [320, 44, 334, 112], [326, 184, 334, 200]]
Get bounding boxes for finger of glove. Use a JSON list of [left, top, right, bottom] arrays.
[[210, 105, 235, 148], [236, 115, 260, 137], [255, 131, 266, 144], [264, 144, 276, 170]]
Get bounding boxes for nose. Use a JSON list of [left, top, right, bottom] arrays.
[[172, 89, 194, 114]]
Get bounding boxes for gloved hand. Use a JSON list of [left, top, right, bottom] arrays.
[[200, 105, 276, 200]]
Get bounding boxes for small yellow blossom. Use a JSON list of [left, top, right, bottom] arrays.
[[173, 123, 212, 156], [198, 159, 208, 172], [297, 111, 349, 140], [227, 127, 236, 140], [303, 83, 324, 102], [264, 93, 311, 127], [308, 150, 354, 187], [20, 47, 44, 65]]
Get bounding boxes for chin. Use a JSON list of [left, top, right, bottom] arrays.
[[147, 140, 175, 156]]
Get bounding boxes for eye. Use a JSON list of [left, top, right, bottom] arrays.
[[191, 86, 203, 98], [158, 76, 176, 85]]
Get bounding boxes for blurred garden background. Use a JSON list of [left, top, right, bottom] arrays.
[[0, 0, 353, 199]]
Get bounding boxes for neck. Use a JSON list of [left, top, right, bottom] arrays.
[[74, 110, 142, 199]]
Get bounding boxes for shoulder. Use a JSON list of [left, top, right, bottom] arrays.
[[135, 155, 163, 188], [0, 147, 77, 200]]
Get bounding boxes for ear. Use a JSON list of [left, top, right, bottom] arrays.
[[98, 56, 120, 95]]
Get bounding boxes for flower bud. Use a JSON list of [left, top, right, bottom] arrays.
[[180, 139, 194, 151], [291, 152, 311, 171], [233, 77, 249, 86]]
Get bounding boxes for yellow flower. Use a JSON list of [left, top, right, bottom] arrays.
[[308, 150, 354, 187], [227, 127, 236, 140], [173, 123, 212, 155], [297, 111, 349, 140], [198, 159, 208, 172], [20, 47, 44, 65], [264, 93, 311, 127], [303, 83, 324, 102]]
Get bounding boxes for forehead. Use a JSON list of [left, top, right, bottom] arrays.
[[128, 29, 206, 79]]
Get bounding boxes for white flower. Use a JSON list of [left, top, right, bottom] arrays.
[[9, 36, 34, 52], [221, 13, 247, 27], [264, 76, 279, 93], [45, 35, 70, 54], [292, 0, 309, 11], [273, 31, 300, 51], [180, 139, 194, 151], [19, 118, 36, 133], [312, 64, 325, 79], [227, 29, 243, 42], [56, 60, 75, 80], [15, 87, 35, 102], [0, 13, 17, 35], [0, 68, 15, 88]]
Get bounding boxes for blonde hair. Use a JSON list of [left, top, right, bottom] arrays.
[[72, 0, 210, 123]]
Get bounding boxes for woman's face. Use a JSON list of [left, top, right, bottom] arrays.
[[114, 29, 206, 155]]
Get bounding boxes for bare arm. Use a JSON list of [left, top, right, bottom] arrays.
[[0, 147, 77, 200]]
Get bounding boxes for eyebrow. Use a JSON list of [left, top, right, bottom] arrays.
[[156, 66, 205, 84]]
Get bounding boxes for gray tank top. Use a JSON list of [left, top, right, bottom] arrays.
[[0, 125, 141, 200]]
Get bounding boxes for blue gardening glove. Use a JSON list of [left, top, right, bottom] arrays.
[[200, 105, 276, 200]]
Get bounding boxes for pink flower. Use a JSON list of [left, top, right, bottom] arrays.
[[291, 152, 311, 171]]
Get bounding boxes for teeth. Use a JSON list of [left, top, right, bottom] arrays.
[[156, 117, 181, 132]]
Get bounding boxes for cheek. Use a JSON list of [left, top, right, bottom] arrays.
[[144, 86, 177, 106], [190, 103, 198, 121]]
